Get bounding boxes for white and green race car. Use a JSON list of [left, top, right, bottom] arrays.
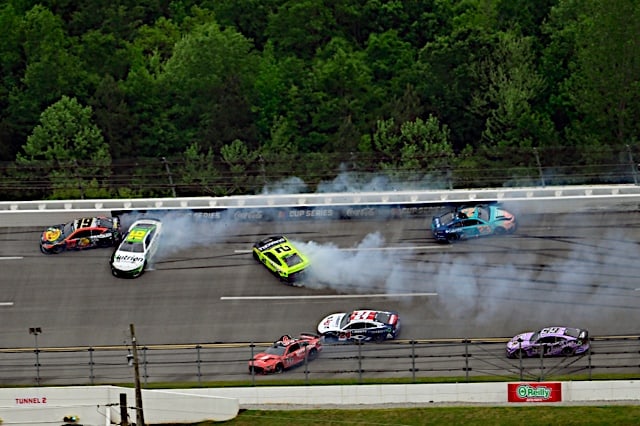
[[110, 218, 162, 278]]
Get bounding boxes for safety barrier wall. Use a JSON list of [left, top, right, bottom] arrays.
[[1, 381, 638, 426], [0, 385, 239, 426], [2, 184, 640, 227]]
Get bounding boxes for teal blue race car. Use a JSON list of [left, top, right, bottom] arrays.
[[431, 204, 517, 242]]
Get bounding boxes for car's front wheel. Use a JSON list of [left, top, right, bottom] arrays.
[[52, 244, 65, 254], [561, 347, 576, 356], [509, 349, 525, 359], [274, 363, 284, 374], [493, 227, 506, 235]]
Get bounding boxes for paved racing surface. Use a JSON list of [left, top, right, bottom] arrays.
[[2, 207, 640, 349]]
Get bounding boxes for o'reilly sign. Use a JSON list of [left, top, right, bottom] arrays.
[[508, 383, 562, 402]]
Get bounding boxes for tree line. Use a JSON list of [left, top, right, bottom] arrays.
[[1, 0, 639, 200]]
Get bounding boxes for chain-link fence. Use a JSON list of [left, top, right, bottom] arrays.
[[3, 145, 640, 200]]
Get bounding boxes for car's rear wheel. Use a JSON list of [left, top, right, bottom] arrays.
[[308, 348, 318, 360], [97, 238, 112, 248], [494, 227, 506, 235], [561, 347, 575, 356]]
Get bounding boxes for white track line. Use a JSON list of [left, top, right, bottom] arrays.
[[234, 245, 446, 254], [221, 293, 438, 301], [0, 256, 23, 260], [0, 302, 14, 307]]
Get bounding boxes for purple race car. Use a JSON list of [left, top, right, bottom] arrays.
[[506, 326, 589, 358]]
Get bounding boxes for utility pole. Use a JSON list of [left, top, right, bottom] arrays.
[[130, 323, 145, 426]]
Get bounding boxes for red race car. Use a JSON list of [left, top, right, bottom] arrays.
[[40, 216, 122, 254], [248, 334, 322, 374]]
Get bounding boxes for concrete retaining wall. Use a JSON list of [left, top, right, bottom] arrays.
[[1, 381, 638, 425], [0, 386, 239, 425], [2, 184, 640, 227]]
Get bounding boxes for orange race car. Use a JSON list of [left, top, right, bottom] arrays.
[[248, 334, 322, 374], [40, 216, 122, 254]]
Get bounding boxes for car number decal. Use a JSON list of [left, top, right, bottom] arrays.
[[274, 245, 292, 254], [127, 229, 148, 243], [78, 217, 94, 228]]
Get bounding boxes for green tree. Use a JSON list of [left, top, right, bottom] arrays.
[[0, 3, 25, 160], [220, 139, 259, 195], [176, 142, 221, 196], [471, 31, 549, 150], [266, 0, 336, 60], [563, 0, 640, 152], [160, 17, 258, 154], [16, 95, 111, 199], [372, 116, 454, 187], [7, 5, 89, 156]]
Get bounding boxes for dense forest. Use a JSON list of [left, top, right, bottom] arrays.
[[0, 0, 639, 200]]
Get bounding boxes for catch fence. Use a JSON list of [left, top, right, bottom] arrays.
[[1, 336, 638, 387]]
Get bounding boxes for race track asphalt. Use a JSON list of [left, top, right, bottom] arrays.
[[1, 207, 639, 350]]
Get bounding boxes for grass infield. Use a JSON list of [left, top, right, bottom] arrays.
[[166, 405, 640, 425]]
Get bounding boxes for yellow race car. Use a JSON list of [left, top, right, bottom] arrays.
[[252, 235, 310, 284]]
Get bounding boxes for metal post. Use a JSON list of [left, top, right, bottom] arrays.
[[464, 339, 469, 382], [120, 393, 129, 426], [142, 346, 148, 385], [588, 344, 592, 381], [29, 327, 42, 386], [304, 345, 309, 385], [411, 340, 416, 382], [130, 324, 145, 426], [196, 345, 202, 384], [250, 343, 255, 385], [73, 159, 84, 199], [89, 347, 95, 385], [539, 345, 545, 381], [358, 341, 363, 383], [162, 157, 177, 197], [626, 145, 638, 185], [534, 148, 546, 187], [518, 339, 523, 381]]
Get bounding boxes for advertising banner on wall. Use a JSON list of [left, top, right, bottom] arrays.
[[508, 382, 562, 402]]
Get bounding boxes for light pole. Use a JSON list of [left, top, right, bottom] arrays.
[[130, 324, 145, 426], [29, 327, 42, 386]]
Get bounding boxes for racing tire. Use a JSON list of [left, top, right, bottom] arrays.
[[510, 349, 525, 359], [274, 363, 284, 374], [252, 250, 259, 261], [52, 245, 65, 254], [493, 227, 506, 235], [561, 347, 575, 356], [308, 348, 318, 360], [134, 262, 147, 278], [374, 334, 386, 343], [97, 238, 113, 248], [39, 245, 51, 255]]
